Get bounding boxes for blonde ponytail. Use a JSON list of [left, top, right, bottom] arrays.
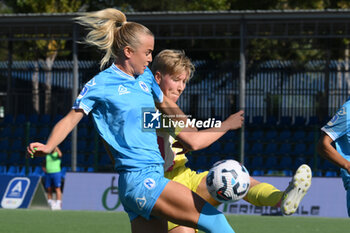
[[76, 8, 153, 70]]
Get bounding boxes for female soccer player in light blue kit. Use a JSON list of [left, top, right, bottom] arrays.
[[318, 98, 350, 217], [27, 8, 236, 233]]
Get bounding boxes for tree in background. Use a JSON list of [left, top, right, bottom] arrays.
[[3, 0, 84, 114]]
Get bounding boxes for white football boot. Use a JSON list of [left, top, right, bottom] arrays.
[[281, 164, 312, 215]]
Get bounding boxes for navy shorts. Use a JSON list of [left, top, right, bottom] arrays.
[[45, 172, 62, 189]]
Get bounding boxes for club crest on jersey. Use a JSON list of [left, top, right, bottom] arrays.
[[144, 178, 156, 190], [136, 196, 147, 210], [139, 81, 149, 93], [118, 85, 130, 95]]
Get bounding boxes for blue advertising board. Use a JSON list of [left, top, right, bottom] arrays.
[[0, 175, 41, 209]]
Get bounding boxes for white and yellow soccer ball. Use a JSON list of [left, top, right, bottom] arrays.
[[206, 159, 250, 203]]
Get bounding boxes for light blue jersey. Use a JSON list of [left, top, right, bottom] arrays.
[[322, 97, 350, 216], [321, 98, 350, 162], [73, 64, 164, 172]]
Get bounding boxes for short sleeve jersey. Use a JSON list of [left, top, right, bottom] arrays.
[[321, 98, 350, 161], [73, 64, 164, 172], [46, 151, 61, 174]]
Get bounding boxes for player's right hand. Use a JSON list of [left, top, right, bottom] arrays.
[[26, 143, 52, 158]]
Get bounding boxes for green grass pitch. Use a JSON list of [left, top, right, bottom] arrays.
[[0, 209, 349, 233]]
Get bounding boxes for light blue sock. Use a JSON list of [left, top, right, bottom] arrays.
[[197, 203, 235, 233]]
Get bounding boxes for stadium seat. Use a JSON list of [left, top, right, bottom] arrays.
[[207, 142, 221, 155], [264, 143, 278, 155], [0, 114, 14, 126], [208, 155, 222, 167], [0, 152, 8, 164], [0, 140, 10, 152], [250, 130, 264, 141], [264, 155, 278, 170], [14, 114, 26, 125], [7, 165, 20, 176], [77, 127, 89, 139], [264, 130, 278, 141], [251, 170, 264, 176], [279, 116, 292, 126], [293, 156, 307, 170], [28, 114, 39, 125], [292, 143, 307, 156], [0, 165, 6, 174], [9, 140, 23, 153], [278, 130, 291, 142], [251, 116, 264, 126], [293, 116, 306, 126], [222, 143, 237, 156], [266, 116, 277, 126], [248, 142, 263, 156], [0, 126, 12, 138], [39, 114, 51, 125], [278, 155, 292, 170], [52, 114, 64, 125], [37, 127, 50, 140], [325, 171, 338, 177], [221, 131, 237, 142], [9, 153, 25, 166], [277, 143, 291, 156], [87, 167, 95, 172], [250, 155, 263, 170], [61, 153, 72, 166], [11, 127, 25, 139], [292, 130, 306, 142], [32, 166, 45, 176]]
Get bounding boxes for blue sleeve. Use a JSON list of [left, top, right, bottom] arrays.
[[72, 77, 101, 115], [145, 67, 163, 103], [321, 103, 350, 141]]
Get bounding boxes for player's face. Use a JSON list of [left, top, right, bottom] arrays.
[[128, 34, 154, 76], [157, 71, 188, 102]]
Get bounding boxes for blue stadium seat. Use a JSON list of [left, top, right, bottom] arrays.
[[39, 114, 51, 125], [248, 142, 263, 156], [250, 156, 263, 170], [37, 127, 50, 140], [14, 114, 26, 125], [250, 130, 264, 141], [0, 126, 12, 138], [252, 170, 264, 176], [279, 116, 292, 126], [293, 116, 306, 126], [292, 130, 306, 142], [87, 167, 95, 172], [78, 127, 89, 138], [321, 159, 338, 171], [194, 156, 208, 170], [61, 166, 71, 179], [11, 127, 25, 139], [9, 152, 25, 165], [325, 171, 338, 177], [7, 165, 20, 176], [222, 143, 237, 156], [0, 140, 10, 152], [278, 130, 291, 142], [0, 165, 6, 174], [277, 143, 291, 156], [293, 156, 307, 170], [28, 114, 39, 125], [292, 143, 307, 156], [0, 152, 8, 164], [251, 116, 264, 126], [279, 156, 292, 170], [221, 131, 237, 142], [0, 114, 14, 126], [9, 140, 23, 153], [264, 143, 278, 155], [282, 170, 293, 176], [266, 116, 277, 126], [208, 155, 222, 167], [264, 130, 278, 141], [207, 142, 221, 155], [52, 114, 64, 125], [61, 152, 71, 166], [32, 166, 45, 177], [264, 155, 278, 170]]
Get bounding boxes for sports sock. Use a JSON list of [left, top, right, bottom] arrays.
[[244, 183, 283, 206], [197, 202, 235, 233]]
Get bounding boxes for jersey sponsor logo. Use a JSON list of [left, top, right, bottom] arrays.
[[77, 86, 89, 99], [144, 178, 156, 190], [1, 177, 30, 209], [86, 78, 96, 87], [143, 110, 161, 129], [139, 81, 149, 93], [136, 196, 147, 210], [118, 85, 130, 95], [328, 107, 346, 126]]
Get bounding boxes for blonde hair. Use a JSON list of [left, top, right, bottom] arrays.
[[76, 8, 154, 70], [151, 49, 195, 81]]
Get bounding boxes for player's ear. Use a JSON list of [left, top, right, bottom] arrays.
[[124, 46, 133, 59], [154, 71, 162, 84]]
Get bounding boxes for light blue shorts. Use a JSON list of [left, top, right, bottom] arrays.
[[118, 165, 170, 221]]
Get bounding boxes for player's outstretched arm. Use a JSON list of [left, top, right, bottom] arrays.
[[175, 110, 244, 151], [317, 132, 350, 173], [27, 109, 84, 157]]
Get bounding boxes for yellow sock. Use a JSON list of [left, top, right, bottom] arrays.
[[243, 183, 283, 207]]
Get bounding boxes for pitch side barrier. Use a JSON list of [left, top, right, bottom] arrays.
[[62, 173, 347, 217]]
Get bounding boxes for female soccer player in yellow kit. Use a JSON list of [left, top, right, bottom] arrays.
[[151, 49, 312, 233]]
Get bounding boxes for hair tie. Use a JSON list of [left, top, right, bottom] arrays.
[[116, 21, 127, 28]]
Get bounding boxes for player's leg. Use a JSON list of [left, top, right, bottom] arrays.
[[281, 164, 312, 215], [152, 180, 235, 233], [244, 177, 283, 207], [131, 216, 168, 233]]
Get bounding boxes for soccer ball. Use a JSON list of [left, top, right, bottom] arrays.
[[206, 159, 250, 203]]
